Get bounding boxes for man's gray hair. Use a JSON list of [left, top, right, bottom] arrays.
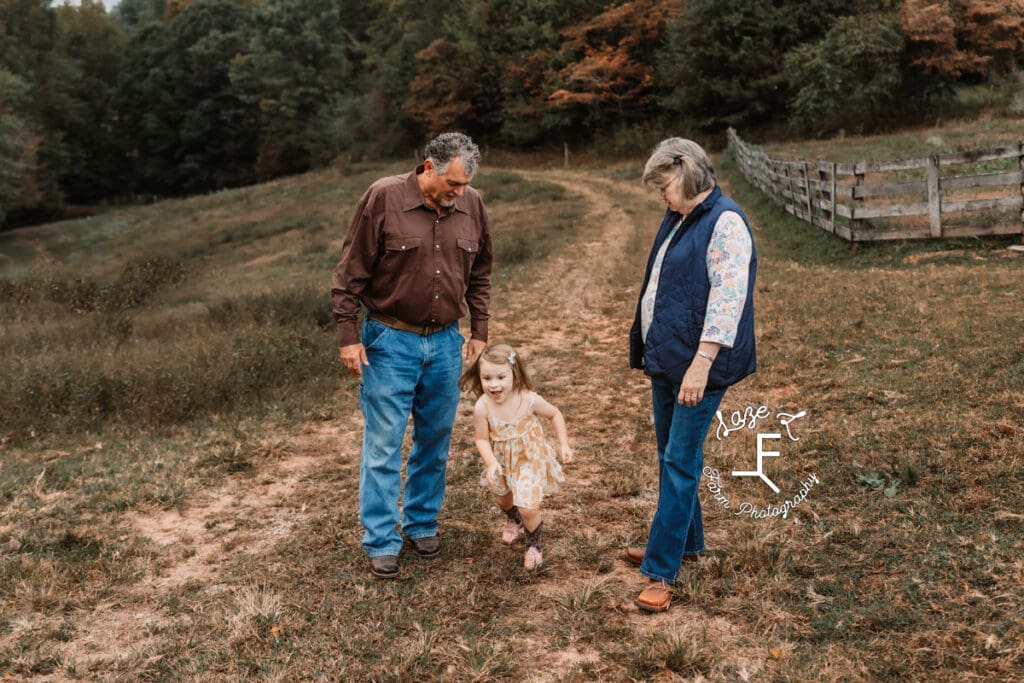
[[642, 137, 716, 199], [425, 132, 481, 177]]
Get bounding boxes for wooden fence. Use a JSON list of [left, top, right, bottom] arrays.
[[727, 128, 1024, 242]]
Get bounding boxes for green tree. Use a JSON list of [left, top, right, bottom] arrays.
[[785, 14, 910, 134], [114, 0, 257, 193], [656, 0, 865, 131], [0, 0, 74, 216], [0, 69, 32, 225], [53, 0, 128, 201], [110, 0, 166, 29], [359, 0, 453, 153], [229, 0, 363, 175]]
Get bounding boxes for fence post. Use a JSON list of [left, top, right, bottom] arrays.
[[817, 162, 834, 234], [802, 162, 813, 225], [785, 162, 797, 217], [830, 162, 838, 235], [927, 154, 942, 238], [1019, 139, 1023, 242], [852, 161, 866, 240]]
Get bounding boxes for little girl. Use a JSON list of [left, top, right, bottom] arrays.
[[460, 343, 573, 569]]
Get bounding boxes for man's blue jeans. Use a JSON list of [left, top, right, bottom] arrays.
[[358, 318, 464, 557], [640, 377, 726, 584]]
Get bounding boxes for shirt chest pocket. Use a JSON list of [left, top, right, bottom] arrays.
[[383, 236, 422, 258], [456, 238, 478, 274], [379, 236, 422, 279]]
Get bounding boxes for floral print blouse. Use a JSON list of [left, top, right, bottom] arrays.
[[641, 211, 752, 348]]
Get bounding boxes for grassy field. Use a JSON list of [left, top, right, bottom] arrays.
[[1, 121, 1023, 681]]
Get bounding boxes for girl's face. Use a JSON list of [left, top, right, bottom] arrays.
[[479, 359, 515, 404]]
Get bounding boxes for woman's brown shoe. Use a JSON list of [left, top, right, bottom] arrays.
[[635, 581, 673, 613], [624, 547, 645, 565], [624, 547, 699, 566]]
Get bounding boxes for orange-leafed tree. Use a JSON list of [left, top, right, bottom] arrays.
[[900, 0, 1024, 78], [401, 38, 476, 137], [543, 0, 680, 130], [960, 0, 1024, 73]]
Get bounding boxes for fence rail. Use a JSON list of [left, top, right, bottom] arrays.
[[727, 128, 1024, 242]]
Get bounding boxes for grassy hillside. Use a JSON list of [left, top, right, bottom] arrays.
[[1, 124, 1022, 680]]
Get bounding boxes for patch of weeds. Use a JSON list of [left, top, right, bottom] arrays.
[[475, 172, 567, 204], [631, 631, 715, 678], [197, 439, 254, 475], [606, 471, 644, 498], [564, 531, 616, 573], [6, 257, 187, 314], [0, 639, 65, 676], [856, 460, 919, 498], [810, 603, 854, 644], [728, 526, 789, 573], [206, 286, 333, 329], [553, 577, 616, 640]]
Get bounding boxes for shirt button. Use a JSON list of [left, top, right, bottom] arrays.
[[435, 244, 440, 249], [436, 270, 440, 274], [434, 295, 439, 299]]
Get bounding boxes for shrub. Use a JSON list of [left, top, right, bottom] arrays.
[[785, 15, 913, 135], [657, 0, 855, 131]]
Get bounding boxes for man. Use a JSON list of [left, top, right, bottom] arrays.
[[332, 132, 492, 578]]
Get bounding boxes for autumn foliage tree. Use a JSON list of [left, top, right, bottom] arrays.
[[900, 0, 1024, 79], [401, 38, 476, 138], [543, 0, 680, 134]]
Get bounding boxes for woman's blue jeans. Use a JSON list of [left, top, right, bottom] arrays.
[[358, 318, 464, 558], [640, 377, 726, 584]]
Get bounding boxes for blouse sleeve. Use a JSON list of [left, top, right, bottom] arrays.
[[701, 211, 752, 348]]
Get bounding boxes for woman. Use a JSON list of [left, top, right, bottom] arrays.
[[627, 138, 757, 613]]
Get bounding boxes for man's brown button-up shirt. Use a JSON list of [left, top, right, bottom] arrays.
[[331, 166, 492, 347]]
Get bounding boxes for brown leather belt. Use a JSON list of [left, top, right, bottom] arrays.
[[369, 312, 447, 336]]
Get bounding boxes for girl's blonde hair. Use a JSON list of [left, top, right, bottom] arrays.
[[459, 343, 534, 397]]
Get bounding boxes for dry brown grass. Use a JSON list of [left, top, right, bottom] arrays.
[[1, 152, 1022, 681]]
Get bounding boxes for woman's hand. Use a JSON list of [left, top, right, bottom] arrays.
[[485, 461, 503, 487], [560, 446, 574, 464], [678, 357, 712, 407]]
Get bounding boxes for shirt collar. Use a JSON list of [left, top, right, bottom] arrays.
[[401, 164, 469, 215]]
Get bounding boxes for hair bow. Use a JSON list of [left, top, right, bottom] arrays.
[[508, 351, 517, 366]]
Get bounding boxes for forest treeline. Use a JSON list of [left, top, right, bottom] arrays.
[[1, 0, 1022, 226]]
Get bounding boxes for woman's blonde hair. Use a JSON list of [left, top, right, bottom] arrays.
[[642, 137, 716, 199], [459, 343, 533, 397]]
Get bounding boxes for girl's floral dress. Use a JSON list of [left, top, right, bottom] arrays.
[[481, 392, 565, 508]]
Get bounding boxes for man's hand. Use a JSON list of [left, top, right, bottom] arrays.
[[464, 338, 486, 362], [339, 343, 369, 377]]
